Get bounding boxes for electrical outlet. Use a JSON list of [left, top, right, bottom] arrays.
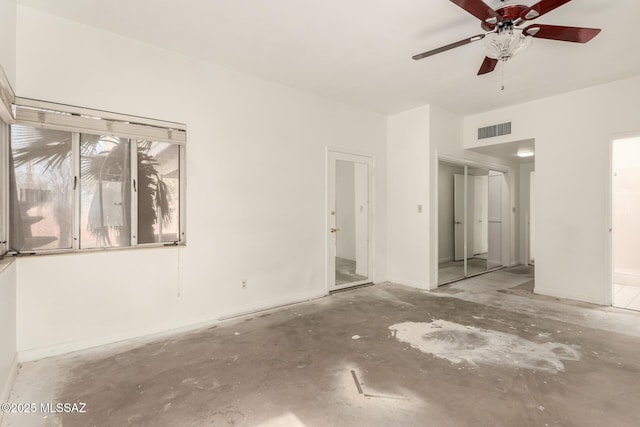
[[242, 280, 247, 289]]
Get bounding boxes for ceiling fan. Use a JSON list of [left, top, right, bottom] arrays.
[[413, 0, 601, 75]]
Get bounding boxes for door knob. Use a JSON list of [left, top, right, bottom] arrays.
[[330, 228, 340, 233]]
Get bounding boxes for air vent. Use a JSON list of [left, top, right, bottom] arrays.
[[478, 122, 511, 140]]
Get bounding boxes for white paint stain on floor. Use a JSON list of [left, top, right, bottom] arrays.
[[389, 320, 580, 373]]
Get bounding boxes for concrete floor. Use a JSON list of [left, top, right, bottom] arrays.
[[438, 257, 497, 285], [4, 266, 640, 427], [335, 257, 367, 286]]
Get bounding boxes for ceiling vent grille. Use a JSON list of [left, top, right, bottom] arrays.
[[478, 122, 511, 140]]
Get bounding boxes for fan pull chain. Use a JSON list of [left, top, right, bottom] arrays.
[[501, 60, 505, 91]]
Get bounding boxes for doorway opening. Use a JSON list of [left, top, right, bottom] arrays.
[[437, 159, 506, 285], [327, 149, 373, 291], [611, 136, 640, 311]]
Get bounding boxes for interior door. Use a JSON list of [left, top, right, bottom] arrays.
[[529, 171, 535, 264], [327, 150, 372, 291], [473, 175, 489, 255], [454, 173, 465, 261], [438, 160, 466, 285], [487, 170, 503, 269], [439, 161, 508, 286]]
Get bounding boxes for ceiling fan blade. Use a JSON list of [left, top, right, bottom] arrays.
[[478, 57, 498, 75], [449, 0, 502, 25], [520, 0, 572, 21], [412, 34, 486, 61], [523, 24, 601, 43]]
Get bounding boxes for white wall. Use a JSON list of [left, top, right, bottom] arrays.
[[0, 0, 16, 87], [14, 6, 387, 358], [437, 162, 464, 263], [0, 0, 16, 402], [336, 160, 356, 260], [0, 260, 17, 407], [463, 75, 640, 305], [386, 106, 430, 288]]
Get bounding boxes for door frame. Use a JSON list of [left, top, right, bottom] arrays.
[[436, 154, 510, 287], [528, 170, 535, 266], [607, 131, 640, 307], [326, 147, 375, 292]]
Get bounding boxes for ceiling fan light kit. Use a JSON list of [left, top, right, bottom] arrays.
[[413, 0, 601, 78], [483, 29, 531, 62]]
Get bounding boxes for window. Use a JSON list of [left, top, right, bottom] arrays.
[[0, 68, 14, 258], [79, 134, 131, 249], [10, 125, 73, 251], [137, 141, 180, 244], [6, 99, 186, 254]]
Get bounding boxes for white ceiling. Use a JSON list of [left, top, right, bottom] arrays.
[[17, 0, 640, 115], [470, 138, 535, 163]]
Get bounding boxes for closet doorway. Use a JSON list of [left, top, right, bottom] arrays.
[[438, 159, 505, 285], [611, 136, 640, 311]]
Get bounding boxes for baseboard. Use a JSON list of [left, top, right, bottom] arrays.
[[18, 289, 328, 362], [216, 289, 328, 320], [386, 277, 430, 290], [439, 257, 453, 264], [614, 272, 640, 287], [0, 354, 19, 414], [534, 286, 605, 306]]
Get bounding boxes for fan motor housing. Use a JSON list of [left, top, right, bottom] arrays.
[[481, 5, 529, 31]]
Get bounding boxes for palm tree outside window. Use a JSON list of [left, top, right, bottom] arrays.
[[9, 124, 181, 253]]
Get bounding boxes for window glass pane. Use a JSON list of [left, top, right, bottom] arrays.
[[137, 141, 179, 244], [80, 134, 131, 248], [9, 125, 73, 251]]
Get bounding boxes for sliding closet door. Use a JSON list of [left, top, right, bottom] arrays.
[[439, 162, 506, 286], [438, 161, 466, 285], [487, 170, 503, 270]]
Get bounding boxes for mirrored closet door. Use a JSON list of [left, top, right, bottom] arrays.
[[438, 160, 504, 286]]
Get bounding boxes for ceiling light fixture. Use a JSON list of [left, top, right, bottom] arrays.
[[516, 150, 535, 158], [482, 20, 533, 91], [483, 29, 532, 63]]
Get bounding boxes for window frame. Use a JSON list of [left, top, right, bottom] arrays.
[[0, 66, 14, 258], [0, 120, 8, 257], [6, 99, 186, 255]]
